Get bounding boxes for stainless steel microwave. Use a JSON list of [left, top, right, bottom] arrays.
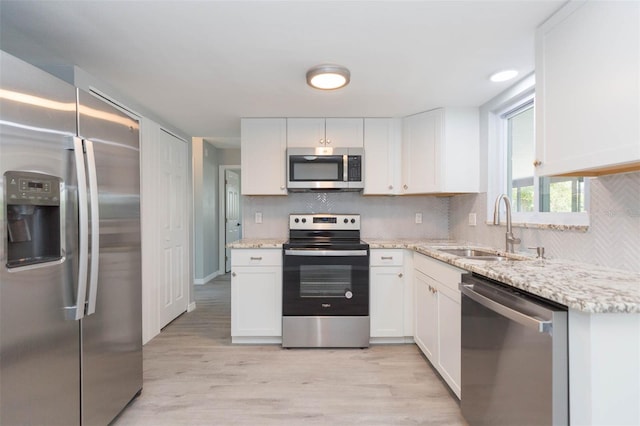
[[287, 147, 364, 191]]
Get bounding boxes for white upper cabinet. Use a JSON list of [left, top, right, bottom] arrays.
[[240, 118, 287, 195], [363, 118, 401, 195], [535, 0, 640, 176], [287, 118, 363, 148], [402, 107, 479, 194]]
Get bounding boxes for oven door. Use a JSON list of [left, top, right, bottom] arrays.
[[283, 248, 369, 316]]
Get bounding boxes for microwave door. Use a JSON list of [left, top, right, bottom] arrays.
[[288, 155, 348, 189]]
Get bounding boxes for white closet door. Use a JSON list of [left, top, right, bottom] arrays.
[[158, 129, 189, 328]]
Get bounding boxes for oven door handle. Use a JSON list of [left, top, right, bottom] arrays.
[[284, 249, 368, 257]]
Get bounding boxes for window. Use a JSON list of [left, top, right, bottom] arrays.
[[488, 75, 589, 227]]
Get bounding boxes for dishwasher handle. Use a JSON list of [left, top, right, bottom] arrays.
[[461, 283, 553, 335]]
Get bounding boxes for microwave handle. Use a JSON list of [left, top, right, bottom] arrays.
[[343, 155, 348, 182]]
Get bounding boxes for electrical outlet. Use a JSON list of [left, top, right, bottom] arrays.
[[415, 213, 422, 224], [255, 212, 262, 224], [468, 213, 477, 226]]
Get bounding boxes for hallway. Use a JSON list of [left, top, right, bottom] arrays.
[[114, 274, 466, 425]]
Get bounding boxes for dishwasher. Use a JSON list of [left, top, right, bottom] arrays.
[[460, 273, 568, 426]]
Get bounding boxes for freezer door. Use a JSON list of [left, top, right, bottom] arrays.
[[77, 90, 142, 426], [0, 51, 81, 426]]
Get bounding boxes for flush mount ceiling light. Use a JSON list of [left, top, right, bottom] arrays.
[[489, 69, 519, 82], [306, 64, 350, 90]]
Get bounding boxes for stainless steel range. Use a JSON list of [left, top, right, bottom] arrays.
[[282, 214, 370, 348]]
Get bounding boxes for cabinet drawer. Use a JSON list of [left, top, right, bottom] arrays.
[[414, 252, 464, 290], [370, 249, 404, 266], [231, 249, 282, 266]]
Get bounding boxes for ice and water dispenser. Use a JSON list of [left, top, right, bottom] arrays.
[[5, 171, 61, 268]]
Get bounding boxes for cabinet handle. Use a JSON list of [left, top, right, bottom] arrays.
[[403, 184, 408, 190], [231, 272, 236, 277], [398, 273, 403, 278], [533, 160, 542, 167], [250, 257, 262, 261], [381, 256, 393, 260]]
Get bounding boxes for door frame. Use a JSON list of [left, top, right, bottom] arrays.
[[219, 165, 241, 275]]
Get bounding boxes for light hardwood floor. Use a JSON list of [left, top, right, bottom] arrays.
[[114, 274, 467, 425]]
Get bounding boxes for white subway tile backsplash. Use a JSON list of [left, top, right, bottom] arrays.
[[449, 172, 640, 273], [240, 172, 639, 273], [242, 192, 450, 240]]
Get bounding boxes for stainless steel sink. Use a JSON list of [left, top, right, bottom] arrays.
[[437, 248, 522, 261]]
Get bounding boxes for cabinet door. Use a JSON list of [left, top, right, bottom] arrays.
[[370, 266, 404, 337], [241, 118, 287, 195], [231, 266, 282, 337], [287, 118, 325, 148], [535, 1, 640, 176], [414, 270, 438, 362], [325, 118, 364, 147], [402, 110, 440, 194], [363, 118, 401, 195], [437, 284, 461, 399]]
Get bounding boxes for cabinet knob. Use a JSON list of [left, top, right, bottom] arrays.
[[326, 139, 331, 144], [231, 272, 236, 277], [388, 185, 393, 190], [403, 184, 408, 190], [398, 273, 403, 278], [319, 139, 324, 145], [533, 160, 542, 167], [280, 185, 285, 190]]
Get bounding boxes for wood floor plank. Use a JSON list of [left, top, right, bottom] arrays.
[[113, 274, 467, 425]]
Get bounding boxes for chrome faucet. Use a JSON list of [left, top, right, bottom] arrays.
[[493, 194, 521, 253]]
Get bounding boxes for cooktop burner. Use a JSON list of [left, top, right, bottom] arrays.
[[284, 214, 368, 250]]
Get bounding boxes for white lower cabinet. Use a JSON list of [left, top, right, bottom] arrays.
[[230, 249, 282, 343], [413, 253, 464, 398], [370, 250, 413, 342]]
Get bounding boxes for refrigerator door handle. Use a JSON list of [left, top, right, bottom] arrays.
[[85, 139, 100, 316], [73, 137, 89, 320]]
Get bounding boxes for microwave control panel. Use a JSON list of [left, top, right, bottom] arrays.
[[347, 156, 362, 181]]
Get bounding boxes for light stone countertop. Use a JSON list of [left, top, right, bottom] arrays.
[[227, 238, 287, 249], [229, 238, 640, 314]]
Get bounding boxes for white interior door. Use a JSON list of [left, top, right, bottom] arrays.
[[158, 129, 189, 328], [225, 169, 241, 272]]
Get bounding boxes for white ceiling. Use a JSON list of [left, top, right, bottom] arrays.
[[0, 1, 564, 148]]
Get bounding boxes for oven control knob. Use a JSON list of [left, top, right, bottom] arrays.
[[301, 218, 307, 223], [345, 290, 353, 299], [343, 218, 348, 223], [350, 219, 356, 224], [294, 218, 299, 223]]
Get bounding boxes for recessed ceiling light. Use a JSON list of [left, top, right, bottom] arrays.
[[489, 69, 518, 82], [306, 64, 350, 90]]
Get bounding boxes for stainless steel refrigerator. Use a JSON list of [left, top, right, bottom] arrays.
[[0, 51, 142, 425]]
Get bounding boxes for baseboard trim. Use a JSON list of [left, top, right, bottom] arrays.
[[370, 336, 415, 345], [187, 302, 196, 312], [231, 336, 282, 345], [194, 270, 222, 285]]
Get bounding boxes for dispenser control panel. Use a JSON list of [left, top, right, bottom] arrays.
[[5, 171, 60, 206]]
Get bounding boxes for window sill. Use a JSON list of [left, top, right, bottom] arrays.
[[485, 211, 590, 232], [486, 221, 589, 233]]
